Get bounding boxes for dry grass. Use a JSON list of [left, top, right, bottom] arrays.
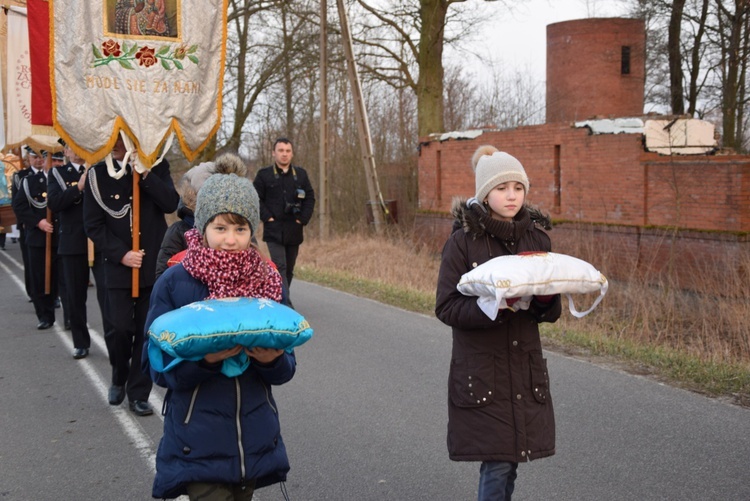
[[298, 232, 441, 295], [296, 230, 750, 406]]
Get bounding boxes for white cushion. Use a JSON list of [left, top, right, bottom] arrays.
[[457, 252, 608, 320]]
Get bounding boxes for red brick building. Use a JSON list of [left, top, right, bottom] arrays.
[[415, 18, 750, 288]]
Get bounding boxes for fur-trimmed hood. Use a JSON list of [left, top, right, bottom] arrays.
[[451, 197, 552, 241]]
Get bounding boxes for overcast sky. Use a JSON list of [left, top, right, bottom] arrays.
[[447, 0, 631, 81]]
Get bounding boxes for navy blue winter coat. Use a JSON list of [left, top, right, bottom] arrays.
[[143, 264, 296, 499]]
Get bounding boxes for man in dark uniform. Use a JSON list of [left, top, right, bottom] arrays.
[[10, 148, 36, 301], [12, 146, 59, 329], [83, 136, 179, 416], [46, 151, 71, 326], [48, 141, 99, 359], [253, 137, 315, 304]]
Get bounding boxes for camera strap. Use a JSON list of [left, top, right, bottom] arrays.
[[273, 165, 297, 182]]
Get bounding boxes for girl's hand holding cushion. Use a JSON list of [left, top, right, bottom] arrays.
[[204, 345, 243, 364], [246, 347, 283, 365]]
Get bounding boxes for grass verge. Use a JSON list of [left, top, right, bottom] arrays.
[[296, 263, 750, 408]]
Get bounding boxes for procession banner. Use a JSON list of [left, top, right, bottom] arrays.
[[50, 0, 228, 169], [4, 6, 60, 152], [27, 0, 55, 132], [0, 41, 5, 151], [5, 7, 31, 149]]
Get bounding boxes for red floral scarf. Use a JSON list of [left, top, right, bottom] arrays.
[[181, 228, 282, 301]]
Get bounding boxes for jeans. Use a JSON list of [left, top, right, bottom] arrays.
[[478, 461, 518, 501]]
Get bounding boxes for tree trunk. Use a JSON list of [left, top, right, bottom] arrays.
[[686, 0, 709, 116], [282, 4, 295, 135], [668, 0, 686, 115], [417, 0, 448, 137], [721, 0, 748, 150]]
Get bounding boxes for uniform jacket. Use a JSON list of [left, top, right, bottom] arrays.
[[435, 200, 562, 464], [10, 167, 32, 231], [83, 159, 179, 289], [11, 169, 58, 248], [47, 163, 87, 255], [253, 164, 315, 246], [143, 264, 295, 499]]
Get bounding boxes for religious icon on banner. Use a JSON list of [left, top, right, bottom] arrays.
[[107, 0, 179, 39]]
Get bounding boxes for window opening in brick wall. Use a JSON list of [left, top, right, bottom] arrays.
[[621, 46, 631, 75], [554, 145, 561, 213]]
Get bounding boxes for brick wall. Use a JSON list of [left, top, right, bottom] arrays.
[[415, 126, 750, 290]]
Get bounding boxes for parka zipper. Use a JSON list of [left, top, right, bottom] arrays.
[[183, 384, 201, 424], [262, 381, 277, 414], [235, 378, 247, 482]]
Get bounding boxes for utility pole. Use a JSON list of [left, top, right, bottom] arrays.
[[335, 0, 385, 233], [318, 0, 330, 238]]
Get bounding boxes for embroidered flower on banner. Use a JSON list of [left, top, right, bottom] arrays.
[[101, 39, 122, 57], [136, 46, 157, 67], [92, 41, 199, 70]]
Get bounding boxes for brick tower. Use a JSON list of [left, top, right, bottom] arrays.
[[546, 18, 646, 124]]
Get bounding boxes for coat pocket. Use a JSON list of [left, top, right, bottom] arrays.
[[529, 352, 550, 404], [449, 354, 495, 408]]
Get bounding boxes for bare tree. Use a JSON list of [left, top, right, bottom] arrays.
[[351, 0, 497, 137], [219, 0, 319, 155]]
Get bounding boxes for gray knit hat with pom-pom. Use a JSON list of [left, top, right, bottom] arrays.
[[193, 153, 259, 234], [474, 151, 530, 202]]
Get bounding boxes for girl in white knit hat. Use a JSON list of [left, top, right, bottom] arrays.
[[436, 147, 562, 501]]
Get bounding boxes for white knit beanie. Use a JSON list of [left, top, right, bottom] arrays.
[[474, 151, 530, 202]]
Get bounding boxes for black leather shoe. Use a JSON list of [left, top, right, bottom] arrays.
[[64, 321, 71, 330], [73, 348, 89, 359], [108, 385, 125, 405], [129, 400, 154, 416], [36, 321, 53, 330]]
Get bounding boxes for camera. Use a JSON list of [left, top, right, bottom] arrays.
[[284, 188, 306, 215], [284, 201, 302, 215]]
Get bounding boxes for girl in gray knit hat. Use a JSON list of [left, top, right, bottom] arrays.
[[154, 153, 249, 277], [143, 158, 295, 500], [436, 147, 561, 501]]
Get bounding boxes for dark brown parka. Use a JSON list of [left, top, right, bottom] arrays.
[[435, 199, 561, 464]]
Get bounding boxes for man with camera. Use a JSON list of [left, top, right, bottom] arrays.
[[254, 137, 315, 304]]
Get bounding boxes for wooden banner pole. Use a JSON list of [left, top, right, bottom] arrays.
[[44, 207, 52, 294], [44, 153, 52, 294], [132, 169, 140, 298]]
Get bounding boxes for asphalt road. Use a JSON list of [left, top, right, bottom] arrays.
[[1, 240, 749, 501]]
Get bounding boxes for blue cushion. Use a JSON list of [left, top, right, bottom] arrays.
[[147, 297, 313, 377]]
